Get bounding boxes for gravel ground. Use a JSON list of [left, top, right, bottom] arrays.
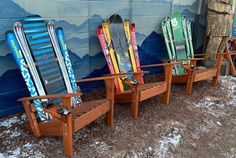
[[0, 76, 236, 158]]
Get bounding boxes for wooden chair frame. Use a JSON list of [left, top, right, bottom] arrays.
[[113, 63, 173, 118], [225, 37, 236, 76], [18, 75, 123, 157], [163, 53, 224, 95]]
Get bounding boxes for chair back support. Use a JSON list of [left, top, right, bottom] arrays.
[[6, 15, 81, 121], [97, 14, 143, 93], [162, 12, 194, 74]]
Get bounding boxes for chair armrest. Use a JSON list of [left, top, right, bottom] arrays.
[[230, 51, 236, 55], [18, 92, 82, 102], [122, 78, 139, 92], [103, 71, 149, 76], [229, 37, 236, 42], [194, 53, 206, 57], [76, 75, 126, 83], [162, 58, 205, 62], [141, 63, 174, 68], [182, 65, 195, 73]]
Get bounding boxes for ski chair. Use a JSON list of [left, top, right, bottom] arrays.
[[6, 15, 122, 157], [161, 12, 224, 94], [97, 14, 173, 118], [225, 37, 236, 76]]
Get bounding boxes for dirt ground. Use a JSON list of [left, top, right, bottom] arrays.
[[0, 76, 236, 158]]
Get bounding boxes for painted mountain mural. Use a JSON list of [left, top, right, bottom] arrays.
[[0, 0, 203, 117]]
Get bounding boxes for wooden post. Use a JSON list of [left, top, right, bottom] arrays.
[[131, 86, 139, 118], [190, 60, 197, 67], [22, 100, 41, 137], [185, 73, 195, 95], [212, 53, 224, 87], [163, 64, 173, 104], [104, 78, 115, 126], [224, 45, 236, 76], [134, 71, 144, 85], [61, 97, 73, 157]]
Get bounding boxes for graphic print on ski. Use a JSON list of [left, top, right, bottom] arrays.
[[97, 26, 122, 92], [164, 12, 193, 74], [108, 14, 133, 78], [124, 20, 144, 84], [6, 31, 49, 121]]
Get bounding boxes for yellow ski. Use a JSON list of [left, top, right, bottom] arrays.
[[102, 21, 124, 92], [124, 20, 137, 72]]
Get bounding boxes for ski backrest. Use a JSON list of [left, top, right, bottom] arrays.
[[6, 15, 81, 120], [98, 14, 143, 92], [162, 12, 194, 74], [170, 12, 193, 59]]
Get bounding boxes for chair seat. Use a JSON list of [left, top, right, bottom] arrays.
[[193, 68, 217, 82], [172, 68, 217, 83], [115, 81, 168, 103], [29, 99, 110, 136], [72, 99, 109, 118], [139, 82, 167, 101], [72, 99, 110, 131]]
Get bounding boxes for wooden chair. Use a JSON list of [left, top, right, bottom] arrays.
[[161, 12, 224, 95], [224, 37, 236, 76], [97, 14, 174, 118], [18, 76, 119, 157], [164, 54, 224, 94], [113, 64, 173, 118], [6, 15, 123, 157]]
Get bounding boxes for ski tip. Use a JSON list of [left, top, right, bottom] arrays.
[[56, 27, 63, 32], [47, 21, 55, 26], [108, 14, 123, 24], [5, 30, 14, 39], [14, 21, 22, 28], [97, 26, 103, 34]]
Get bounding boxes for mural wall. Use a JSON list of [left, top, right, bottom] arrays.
[[0, 0, 205, 117]]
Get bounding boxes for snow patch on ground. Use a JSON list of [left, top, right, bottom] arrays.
[[0, 129, 21, 138], [191, 119, 217, 140], [223, 148, 236, 158], [192, 76, 236, 117], [89, 139, 111, 155], [219, 76, 236, 106], [154, 122, 183, 158], [0, 116, 20, 128]]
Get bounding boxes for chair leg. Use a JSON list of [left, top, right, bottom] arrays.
[[131, 92, 139, 118], [212, 76, 218, 87], [63, 114, 73, 158], [185, 74, 194, 95], [105, 103, 114, 126], [163, 84, 171, 104]]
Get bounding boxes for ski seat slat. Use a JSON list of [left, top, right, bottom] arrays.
[[33, 47, 54, 56]]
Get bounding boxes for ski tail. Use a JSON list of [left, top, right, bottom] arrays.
[[6, 31, 49, 121], [97, 26, 121, 92], [101, 20, 124, 92], [130, 23, 144, 84], [56, 27, 82, 104], [123, 20, 137, 73]]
